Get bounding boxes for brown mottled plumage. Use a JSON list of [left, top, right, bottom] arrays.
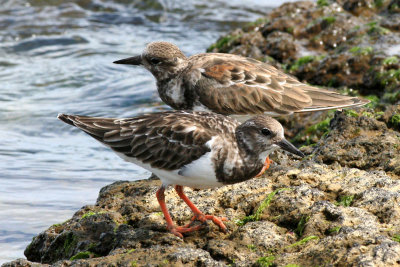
[[58, 111, 303, 237], [59, 111, 228, 173], [114, 41, 369, 117]]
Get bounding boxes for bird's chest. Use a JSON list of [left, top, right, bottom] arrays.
[[158, 79, 187, 109], [211, 142, 264, 184]]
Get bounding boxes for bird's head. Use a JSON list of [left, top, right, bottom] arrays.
[[114, 41, 188, 80], [236, 115, 304, 161]]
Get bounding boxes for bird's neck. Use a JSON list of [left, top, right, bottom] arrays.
[[213, 130, 266, 185], [235, 130, 267, 165], [157, 77, 191, 110], [157, 61, 194, 110]]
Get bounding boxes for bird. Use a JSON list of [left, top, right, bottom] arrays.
[[58, 111, 304, 238], [114, 41, 369, 118]]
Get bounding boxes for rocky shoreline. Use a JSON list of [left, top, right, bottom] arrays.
[[207, 0, 400, 145], [207, 0, 400, 99], [4, 109, 400, 266], [4, 0, 400, 266]]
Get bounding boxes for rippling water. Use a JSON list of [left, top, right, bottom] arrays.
[[0, 0, 288, 263]]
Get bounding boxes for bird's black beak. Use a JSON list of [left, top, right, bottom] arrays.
[[113, 55, 142, 65], [276, 139, 305, 158]]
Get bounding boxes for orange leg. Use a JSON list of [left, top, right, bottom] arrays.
[[174, 185, 227, 233], [156, 186, 205, 238], [255, 156, 272, 177]]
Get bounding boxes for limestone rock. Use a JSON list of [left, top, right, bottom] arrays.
[[4, 160, 399, 266]]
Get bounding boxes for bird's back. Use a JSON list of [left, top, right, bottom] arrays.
[[185, 52, 369, 116], [58, 111, 239, 171]]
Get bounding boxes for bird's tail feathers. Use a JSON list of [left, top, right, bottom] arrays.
[[298, 87, 370, 112]]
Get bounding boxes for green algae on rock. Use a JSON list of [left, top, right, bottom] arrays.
[[208, 0, 400, 148], [208, 0, 400, 103]]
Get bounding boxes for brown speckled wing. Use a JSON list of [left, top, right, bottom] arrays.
[[189, 54, 367, 115], [58, 111, 235, 170]]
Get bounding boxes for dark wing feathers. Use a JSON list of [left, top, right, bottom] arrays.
[[190, 54, 368, 115], [58, 112, 237, 171]]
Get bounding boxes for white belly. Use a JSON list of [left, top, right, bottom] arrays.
[[115, 152, 223, 189]]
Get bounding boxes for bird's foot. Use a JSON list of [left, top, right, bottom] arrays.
[[182, 213, 228, 233], [173, 185, 228, 234], [167, 224, 206, 238], [166, 214, 227, 238]]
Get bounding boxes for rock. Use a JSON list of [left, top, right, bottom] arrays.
[[208, 0, 400, 99], [263, 31, 298, 61], [312, 109, 400, 175], [168, 247, 226, 266], [2, 158, 400, 266], [207, 0, 400, 142], [1, 259, 47, 267]]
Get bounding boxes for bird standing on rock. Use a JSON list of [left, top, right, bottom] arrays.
[[113, 41, 369, 178], [58, 111, 304, 237], [114, 41, 370, 118]]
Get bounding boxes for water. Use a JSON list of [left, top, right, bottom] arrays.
[[0, 0, 286, 263]]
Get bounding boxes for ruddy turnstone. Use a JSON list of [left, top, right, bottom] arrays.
[[58, 111, 303, 237], [114, 41, 369, 118]]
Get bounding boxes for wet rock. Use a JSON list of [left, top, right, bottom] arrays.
[[24, 207, 120, 264], [263, 31, 298, 61], [1, 259, 47, 267], [338, 0, 378, 16]]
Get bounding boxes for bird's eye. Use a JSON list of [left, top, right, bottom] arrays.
[[261, 128, 272, 136], [149, 58, 161, 65]]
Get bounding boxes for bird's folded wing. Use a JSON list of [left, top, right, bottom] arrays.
[[192, 56, 367, 115], [193, 57, 312, 115], [58, 112, 215, 170]]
